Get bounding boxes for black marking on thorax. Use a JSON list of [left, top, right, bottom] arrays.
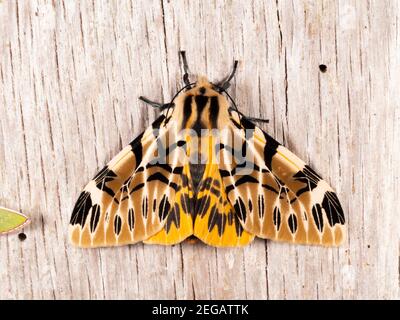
[[192, 95, 208, 135], [182, 95, 193, 129], [181, 93, 221, 131], [209, 96, 220, 128]]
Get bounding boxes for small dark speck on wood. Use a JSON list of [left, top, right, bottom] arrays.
[[319, 64, 327, 73], [18, 233, 27, 241]]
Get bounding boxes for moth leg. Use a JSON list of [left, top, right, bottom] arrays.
[[139, 96, 172, 111], [228, 107, 269, 123], [180, 51, 191, 86], [244, 116, 269, 124], [218, 60, 239, 91]]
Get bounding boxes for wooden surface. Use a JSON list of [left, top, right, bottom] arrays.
[[0, 0, 399, 300]]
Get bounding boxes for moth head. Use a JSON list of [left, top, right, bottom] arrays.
[[187, 76, 220, 97]]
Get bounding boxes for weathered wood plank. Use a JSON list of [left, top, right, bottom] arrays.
[[0, 0, 398, 299]]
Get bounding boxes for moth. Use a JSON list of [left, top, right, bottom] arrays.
[[69, 52, 345, 248], [0, 207, 30, 235]]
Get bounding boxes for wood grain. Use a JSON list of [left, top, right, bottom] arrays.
[[0, 0, 399, 299]]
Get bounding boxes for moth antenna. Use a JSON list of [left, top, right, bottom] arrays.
[[219, 60, 239, 91], [139, 96, 170, 111], [180, 51, 191, 87], [227, 107, 269, 123], [244, 116, 270, 123]]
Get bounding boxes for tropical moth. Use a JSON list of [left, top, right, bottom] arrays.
[[69, 52, 345, 248]]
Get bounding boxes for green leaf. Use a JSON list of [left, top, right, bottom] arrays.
[[0, 207, 29, 234]]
